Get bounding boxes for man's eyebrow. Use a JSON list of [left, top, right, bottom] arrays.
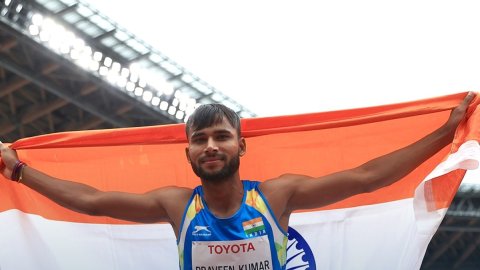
[[191, 129, 232, 138], [214, 129, 233, 134], [190, 131, 205, 138]]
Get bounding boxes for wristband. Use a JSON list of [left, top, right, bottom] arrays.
[[18, 163, 25, 183], [11, 160, 27, 182]]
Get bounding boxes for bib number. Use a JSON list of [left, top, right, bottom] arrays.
[[192, 236, 273, 270]]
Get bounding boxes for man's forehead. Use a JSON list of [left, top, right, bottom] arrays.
[[190, 118, 235, 136]]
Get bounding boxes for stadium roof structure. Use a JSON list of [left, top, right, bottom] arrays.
[[0, 0, 479, 269], [0, 0, 255, 142]]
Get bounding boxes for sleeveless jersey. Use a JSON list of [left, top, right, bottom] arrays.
[[177, 180, 288, 270]]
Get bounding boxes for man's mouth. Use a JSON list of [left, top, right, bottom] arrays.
[[201, 156, 224, 164]]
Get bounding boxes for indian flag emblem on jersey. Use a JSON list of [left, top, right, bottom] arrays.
[[243, 217, 266, 237]]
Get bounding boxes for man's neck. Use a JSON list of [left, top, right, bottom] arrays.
[[201, 175, 244, 218]]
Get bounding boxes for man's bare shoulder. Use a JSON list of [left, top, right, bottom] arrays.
[[257, 174, 315, 225], [257, 174, 313, 204], [259, 173, 314, 191], [147, 186, 194, 230], [148, 186, 193, 202]]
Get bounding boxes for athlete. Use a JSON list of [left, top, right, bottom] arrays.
[[0, 92, 475, 269]]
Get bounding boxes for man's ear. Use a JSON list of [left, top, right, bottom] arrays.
[[239, 137, 246, 156], [185, 147, 191, 163]]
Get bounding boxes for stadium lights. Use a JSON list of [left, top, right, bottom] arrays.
[[116, 77, 127, 88], [111, 62, 121, 73], [151, 96, 160, 106], [19, 11, 203, 122], [172, 98, 179, 107], [89, 61, 100, 72], [120, 67, 129, 78], [138, 80, 146, 89], [176, 110, 184, 120], [134, 87, 143, 97], [168, 106, 176, 116], [125, 81, 135, 92], [142, 90, 153, 102], [31, 12, 42, 25], [160, 101, 169, 111], [140, 69, 174, 96], [93, 51, 102, 62], [0, 2, 254, 121], [98, 66, 108, 76], [129, 71, 139, 83], [106, 70, 120, 85], [28, 24, 39, 35], [179, 101, 187, 111], [103, 57, 112, 68]]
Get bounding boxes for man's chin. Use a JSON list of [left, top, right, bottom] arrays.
[[200, 170, 227, 181], [201, 163, 223, 171], [192, 155, 240, 182]]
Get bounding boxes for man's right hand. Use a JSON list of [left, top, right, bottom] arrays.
[[0, 142, 20, 180]]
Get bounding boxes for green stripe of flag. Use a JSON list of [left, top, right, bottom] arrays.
[[245, 225, 265, 235]]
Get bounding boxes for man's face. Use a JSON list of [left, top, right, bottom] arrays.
[[186, 118, 245, 182]]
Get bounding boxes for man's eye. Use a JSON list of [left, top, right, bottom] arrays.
[[193, 138, 206, 143], [217, 135, 229, 140]]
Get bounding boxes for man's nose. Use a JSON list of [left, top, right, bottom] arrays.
[[205, 137, 219, 153]]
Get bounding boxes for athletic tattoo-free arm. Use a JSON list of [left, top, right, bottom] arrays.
[[0, 145, 188, 224], [282, 92, 475, 211]]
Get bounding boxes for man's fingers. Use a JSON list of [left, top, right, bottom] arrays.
[[463, 92, 476, 106], [455, 92, 476, 115], [0, 141, 9, 152]]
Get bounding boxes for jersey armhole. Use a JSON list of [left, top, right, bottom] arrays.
[[255, 181, 288, 237], [176, 191, 196, 245]]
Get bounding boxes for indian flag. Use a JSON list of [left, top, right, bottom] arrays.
[[243, 217, 265, 235], [0, 92, 479, 269]]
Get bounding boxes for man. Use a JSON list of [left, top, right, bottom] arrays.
[[0, 92, 476, 269]]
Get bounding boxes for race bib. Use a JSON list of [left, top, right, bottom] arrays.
[[192, 236, 273, 270]]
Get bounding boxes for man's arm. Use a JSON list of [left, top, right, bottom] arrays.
[[273, 92, 475, 212], [0, 144, 190, 226]]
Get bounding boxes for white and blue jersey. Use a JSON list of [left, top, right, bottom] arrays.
[[177, 180, 288, 270]]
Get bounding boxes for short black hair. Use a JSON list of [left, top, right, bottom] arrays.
[[185, 104, 241, 138]]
